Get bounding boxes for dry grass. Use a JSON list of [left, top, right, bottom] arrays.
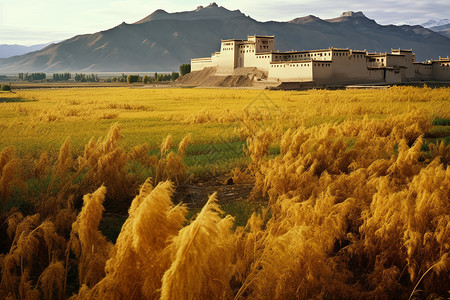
[[0, 86, 449, 299]]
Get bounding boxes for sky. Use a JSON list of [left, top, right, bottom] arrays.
[[1, 0, 449, 45]]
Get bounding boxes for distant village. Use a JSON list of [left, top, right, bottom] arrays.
[[191, 35, 450, 84]]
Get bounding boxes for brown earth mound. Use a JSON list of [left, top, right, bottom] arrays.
[[176, 67, 267, 87]]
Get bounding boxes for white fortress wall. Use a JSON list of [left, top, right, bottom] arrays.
[[392, 50, 415, 79], [432, 59, 450, 80], [311, 61, 333, 83], [329, 50, 372, 83], [216, 40, 239, 74], [367, 54, 389, 68], [253, 53, 273, 72], [211, 52, 221, 65], [414, 63, 433, 80], [239, 42, 257, 68], [191, 57, 215, 71], [367, 68, 385, 82], [268, 61, 313, 81], [385, 69, 402, 83], [250, 35, 276, 53], [387, 55, 408, 81]]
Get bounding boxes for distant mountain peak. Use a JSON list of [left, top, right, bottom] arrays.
[[326, 11, 375, 25], [195, 2, 219, 11], [134, 3, 244, 24], [153, 9, 169, 14], [421, 19, 450, 28], [289, 15, 323, 24], [341, 11, 366, 18], [134, 9, 169, 24]]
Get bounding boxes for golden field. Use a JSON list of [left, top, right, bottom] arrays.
[[1, 86, 449, 154], [0, 86, 449, 299]]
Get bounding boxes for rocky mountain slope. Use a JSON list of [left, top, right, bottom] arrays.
[[429, 23, 450, 39]]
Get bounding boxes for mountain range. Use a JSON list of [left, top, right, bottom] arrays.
[[430, 23, 450, 39], [420, 19, 450, 28], [1, 3, 450, 73], [0, 43, 52, 59]]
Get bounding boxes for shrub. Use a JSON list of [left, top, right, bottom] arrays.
[[126, 75, 140, 84], [1, 84, 11, 91]]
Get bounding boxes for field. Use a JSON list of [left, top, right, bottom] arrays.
[[0, 86, 449, 299]]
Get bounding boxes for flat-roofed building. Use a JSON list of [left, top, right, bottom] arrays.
[[431, 56, 450, 81], [191, 35, 449, 84]]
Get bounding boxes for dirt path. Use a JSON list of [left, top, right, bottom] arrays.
[[174, 181, 256, 208]]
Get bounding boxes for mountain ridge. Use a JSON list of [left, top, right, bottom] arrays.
[[1, 4, 449, 72], [0, 42, 54, 59], [421, 19, 450, 28]]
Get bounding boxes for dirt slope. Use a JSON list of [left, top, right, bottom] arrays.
[[176, 67, 268, 87]]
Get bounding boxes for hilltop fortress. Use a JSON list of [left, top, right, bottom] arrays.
[[191, 35, 450, 85]]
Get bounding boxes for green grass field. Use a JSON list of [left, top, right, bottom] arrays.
[[1, 86, 449, 177]]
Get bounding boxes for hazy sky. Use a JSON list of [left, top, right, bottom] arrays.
[[1, 0, 449, 45]]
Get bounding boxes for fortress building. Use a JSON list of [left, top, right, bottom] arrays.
[[191, 35, 450, 84]]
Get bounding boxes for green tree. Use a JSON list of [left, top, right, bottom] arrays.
[[179, 64, 191, 76], [127, 75, 140, 84], [143, 75, 149, 84], [171, 72, 180, 81]]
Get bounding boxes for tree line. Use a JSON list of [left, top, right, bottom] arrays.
[[53, 73, 71, 81], [74, 74, 100, 82], [126, 64, 191, 84], [126, 72, 180, 84], [16, 64, 191, 83], [18, 73, 46, 81]]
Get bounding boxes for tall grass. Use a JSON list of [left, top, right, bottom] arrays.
[[0, 86, 449, 299]]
